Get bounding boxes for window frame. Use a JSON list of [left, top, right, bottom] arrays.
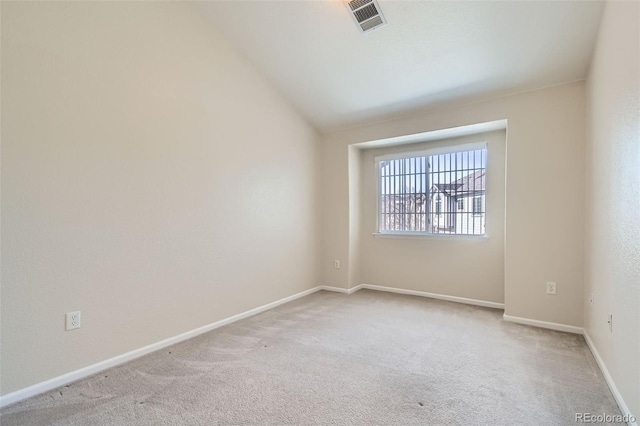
[[374, 142, 487, 238]]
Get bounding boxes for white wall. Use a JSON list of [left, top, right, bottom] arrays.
[[356, 130, 505, 303], [1, 2, 319, 396], [321, 81, 586, 326], [347, 146, 363, 288], [584, 0, 639, 419]]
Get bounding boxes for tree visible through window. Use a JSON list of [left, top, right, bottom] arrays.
[[377, 145, 487, 235]]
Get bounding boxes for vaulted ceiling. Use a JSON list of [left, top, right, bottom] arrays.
[[198, 1, 604, 133]]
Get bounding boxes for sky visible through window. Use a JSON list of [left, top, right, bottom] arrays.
[[378, 148, 487, 235], [379, 149, 486, 194]]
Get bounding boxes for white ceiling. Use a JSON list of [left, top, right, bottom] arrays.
[[198, 1, 604, 133]]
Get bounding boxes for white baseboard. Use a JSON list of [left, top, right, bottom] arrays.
[[0, 285, 323, 409], [318, 285, 362, 295], [503, 316, 636, 425], [0, 283, 500, 407], [583, 330, 638, 426], [502, 314, 583, 334], [4, 282, 634, 426], [359, 283, 505, 309]]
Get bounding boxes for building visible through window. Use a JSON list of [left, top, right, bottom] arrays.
[[473, 196, 483, 215], [377, 145, 486, 235]]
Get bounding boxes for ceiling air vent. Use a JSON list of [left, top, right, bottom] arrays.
[[346, 0, 387, 33]]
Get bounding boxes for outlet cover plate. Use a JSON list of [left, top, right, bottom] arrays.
[[66, 311, 81, 331], [546, 282, 557, 295]]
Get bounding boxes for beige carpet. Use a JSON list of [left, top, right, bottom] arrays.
[[1, 289, 622, 425]]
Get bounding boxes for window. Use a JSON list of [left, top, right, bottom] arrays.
[[377, 144, 486, 236], [473, 196, 483, 215]]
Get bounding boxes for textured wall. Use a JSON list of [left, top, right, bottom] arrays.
[[584, 0, 640, 418], [1, 2, 319, 395], [321, 82, 586, 326]]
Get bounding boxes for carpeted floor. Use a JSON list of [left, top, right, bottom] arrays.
[[1, 289, 622, 425]]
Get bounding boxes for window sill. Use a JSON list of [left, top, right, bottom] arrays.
[[372, 232, 489, 240]]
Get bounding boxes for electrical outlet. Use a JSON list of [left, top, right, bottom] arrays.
[[66, 311, 81, 331], [334, 260, 341, 269], [607, 314, 612, 332], [546, 282, 557, 295]]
